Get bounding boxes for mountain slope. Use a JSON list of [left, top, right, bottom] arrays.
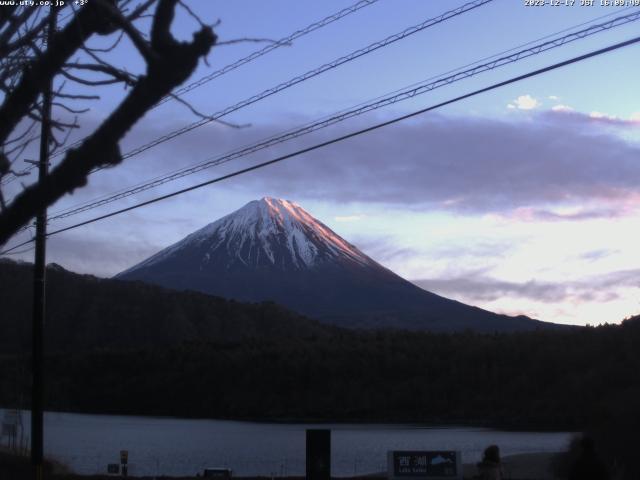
[[117, 197, 552, 332], [0, 259, 333, 354]]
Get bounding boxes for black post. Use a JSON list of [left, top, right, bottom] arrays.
[[31, 7, 56, 480], [306, 429, 330, 480]]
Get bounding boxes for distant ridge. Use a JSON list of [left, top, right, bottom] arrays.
[[0, 258, 332, 354], [117, 198, 557, 332]]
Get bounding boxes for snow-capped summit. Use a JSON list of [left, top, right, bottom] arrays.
[[117, 198, 547, 332], [119, 197, 374, 277]]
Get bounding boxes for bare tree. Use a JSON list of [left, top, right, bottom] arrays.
[[0, 0, 216, 246]]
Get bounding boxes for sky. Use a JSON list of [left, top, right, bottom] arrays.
[[3, 0, 640, 326]]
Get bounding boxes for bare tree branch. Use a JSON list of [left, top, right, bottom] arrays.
[[0, 7, 38, 53], [50, 118, 78, 154], [60, 68, 127, 86], [95, 0, 157, 63], [83, 30, 125, 53], [126, 0, 158, 22], [0, 0, 216, 245], [63, 62, 138, 85], [0, 150, 31, 185], [3, 119, 38, 147], [0, 12, 48, 57], [52, 102, 91, 114], [0, 5, 19, 30], [167, 93, 249, 129], [178, 0, 208, 29], [53, 92, 100, 100], [0, 1, 120, 146], [4, 132, 38, 161]]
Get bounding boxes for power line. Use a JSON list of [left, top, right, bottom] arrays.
[[114, 0, 493, 162], [42, 0, 382, 165], [45, 6, 637, 220], [5, 0, 492, 195], [3, 32, 639, 256], [1, 167, 32, 186], [44, 9, 640, 223], [5, 0, 490, 187], [3, 0, 494, 231], [155, 0, 381, 107], [2, 245, 35, 255]]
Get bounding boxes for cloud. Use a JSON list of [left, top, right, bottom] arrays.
[[551, 104, 573, 112], [412, 268, 640, 304], [415, 275, 572, 303], [508, 94, 540, 110], [504, 206, 627, 222], [350, 235, 418, 263], [351, 235, 513, 271], [588, 111, 640, 127], [42, 108, 640, 230], [220, 111, 640, 217]]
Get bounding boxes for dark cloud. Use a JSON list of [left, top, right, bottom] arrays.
[[415, 275, 571, 303], [349, 234, 513, 267], [412, 268, 640, 304], [350, 235, 419, 263], [206, 110, 640, 216], [42, 108, 640, 223]]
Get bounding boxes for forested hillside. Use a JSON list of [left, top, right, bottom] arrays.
[[0, 259, 334, 354], [1, 317, 638, 431]]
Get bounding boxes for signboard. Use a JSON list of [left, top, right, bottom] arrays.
[[107, 464, 120, 474], [120, 450, 128, 465], [388, 451, 461, 479]]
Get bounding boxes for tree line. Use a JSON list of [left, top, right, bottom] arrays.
[[1, 317, 638, 431]]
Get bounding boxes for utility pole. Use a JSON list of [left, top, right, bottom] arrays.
[[32, 7, 56, 480]]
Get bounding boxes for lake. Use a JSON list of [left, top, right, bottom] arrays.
[[1, 409, 573, 477]]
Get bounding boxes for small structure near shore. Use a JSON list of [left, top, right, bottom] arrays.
[[203, 467, 233, 478], [1, 409, 25, 453]]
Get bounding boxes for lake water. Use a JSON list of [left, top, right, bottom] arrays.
[[1, 409, 573, 477]]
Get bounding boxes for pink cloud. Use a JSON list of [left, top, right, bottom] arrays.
[[544, 108, 640, 127]]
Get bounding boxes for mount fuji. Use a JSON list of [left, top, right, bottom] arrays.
[[116, 197, 550, 332]]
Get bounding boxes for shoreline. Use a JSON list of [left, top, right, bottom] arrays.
[[1, 450, 563, 480], [0, 406, 577, 433]]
